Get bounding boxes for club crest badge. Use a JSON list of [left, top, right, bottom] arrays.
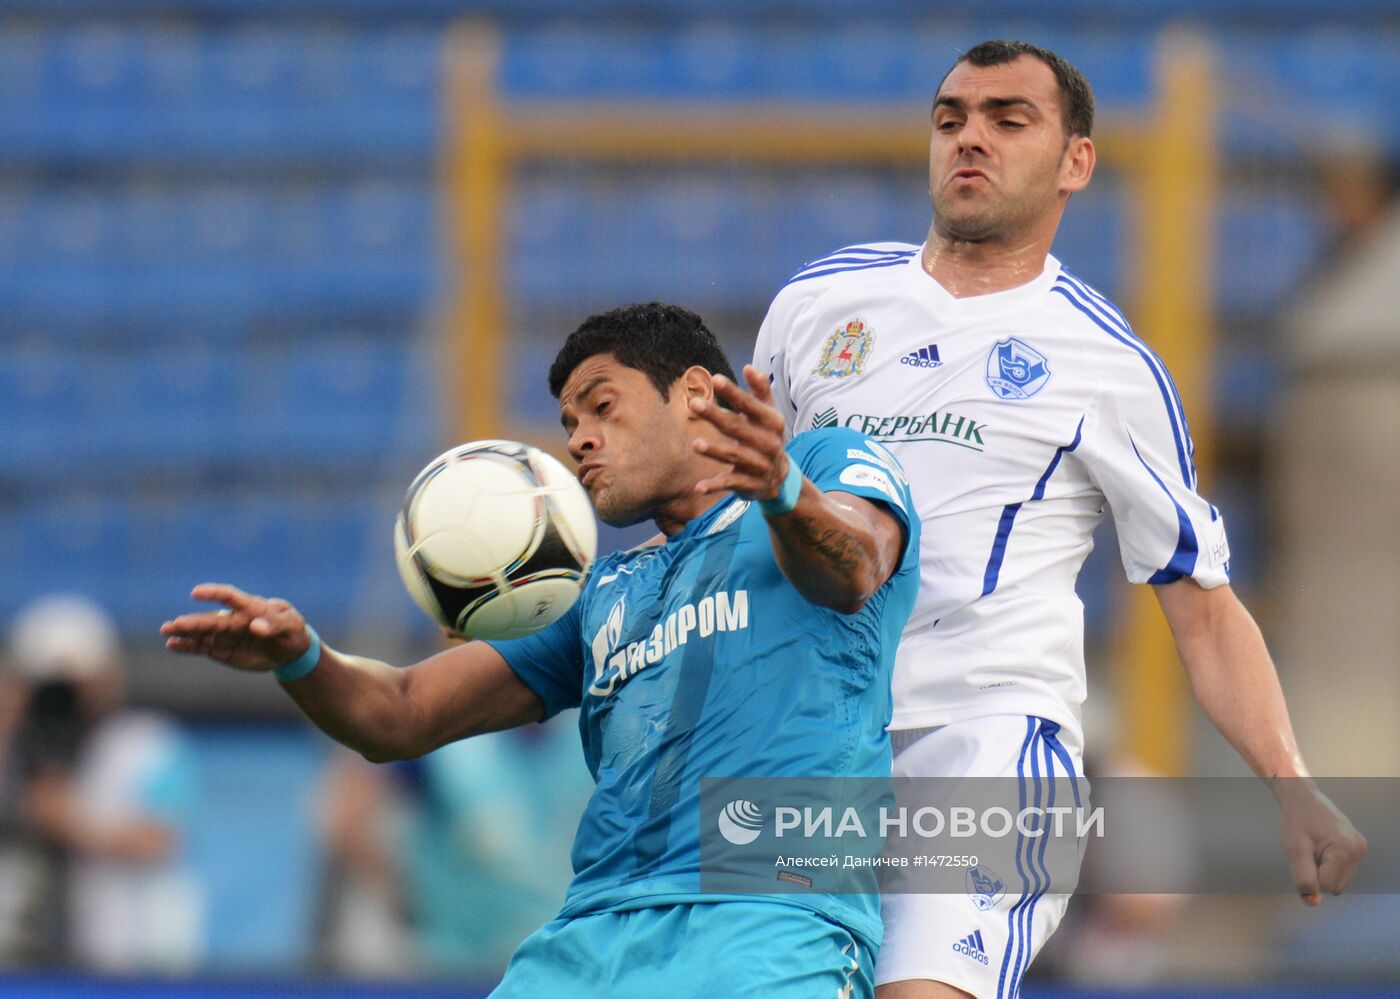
[[985, 338, 1051, 401], [966, 864, 1006, 911], [814, 319, 875, 380]]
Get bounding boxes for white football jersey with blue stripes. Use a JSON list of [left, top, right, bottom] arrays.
[[754, 242, 1231, 739]]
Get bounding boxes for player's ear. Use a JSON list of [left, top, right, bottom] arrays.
[[1061, 135, 1095, 195], [677, 365, 715, 406]]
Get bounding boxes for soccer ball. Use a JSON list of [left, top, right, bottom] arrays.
[[394, 440, 597, 640]]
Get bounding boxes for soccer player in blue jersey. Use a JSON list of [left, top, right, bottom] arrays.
[[162, 302, 922, 997]]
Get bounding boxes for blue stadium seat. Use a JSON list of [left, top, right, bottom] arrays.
[[1051, 181, 1128, 296], [0, 490, 415, 632], [0, 342, 88, 480], [0, 264, 436, 339], [510, 171, 927, 309], [4, 19, 1398, 161], [1214, 347, 1283, 432], [234, 338, 435, 471], [499, 22, 1155, 104], [1216, 193, 1328, 315], [0, 337, 434, 483], [7, 180, 434, 270], [0, 23, 440, 167], [2, 498, 132, 617]]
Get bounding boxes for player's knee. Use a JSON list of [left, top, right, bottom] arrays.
[[876, 979, 978, 999]]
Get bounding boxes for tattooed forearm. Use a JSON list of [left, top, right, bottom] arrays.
[[765, 493, 887, 613], [781, 512, 870, 579]]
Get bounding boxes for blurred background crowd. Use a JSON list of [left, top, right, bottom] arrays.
[[2, 0, 1398, 994]]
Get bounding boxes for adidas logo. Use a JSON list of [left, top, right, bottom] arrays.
[[952, 929, 990, 965], [812, 407, 838, 429], [901, 344, 943, 369]]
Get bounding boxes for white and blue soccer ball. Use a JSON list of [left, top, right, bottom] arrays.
[[394, 440, 597, 640]]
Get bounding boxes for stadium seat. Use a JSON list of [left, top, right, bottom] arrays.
[[0, 490, 410, 631], [0, 335, 433, 485], [0, 23, 439, 167], [1217, 193, 1327, 315]]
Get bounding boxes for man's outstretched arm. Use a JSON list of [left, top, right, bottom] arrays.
[[161, 583, 543, 762], [1154, 577, 1367, 904]]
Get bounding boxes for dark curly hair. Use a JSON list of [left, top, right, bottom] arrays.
[[548, 302, 737, 401]]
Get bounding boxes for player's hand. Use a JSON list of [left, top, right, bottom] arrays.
[[1274, 778, 1367, 906], [689, 364, 791, 501], [161, 583, 313, 673]]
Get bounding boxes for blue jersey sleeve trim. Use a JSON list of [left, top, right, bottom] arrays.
[[1127, 433, 1200, 583]]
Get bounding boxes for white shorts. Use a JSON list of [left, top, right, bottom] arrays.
[[875, 715, 1086, 998]]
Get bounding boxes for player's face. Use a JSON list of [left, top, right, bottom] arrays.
[[929, 56, 1091, 243], [558, 353, 694, 527]]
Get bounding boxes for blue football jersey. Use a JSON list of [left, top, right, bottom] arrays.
[[485, 427, 920, 947]]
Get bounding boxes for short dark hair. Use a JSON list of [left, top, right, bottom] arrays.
[[548, 302, 737, 401], [943, 40, 1095, 139]]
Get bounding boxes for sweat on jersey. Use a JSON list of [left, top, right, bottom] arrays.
[[754, 243, 1230, 742], [485, 426, 921, 949]]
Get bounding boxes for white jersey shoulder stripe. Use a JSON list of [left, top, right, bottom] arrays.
[[784, 251, 916, 288], [826, 242, 920, 257], [1058, 270, 1197, 482], [783, 242, 919, 284], [793, 249, 914, 273], [1051, 274, 1194, 490], [1055, 270, 1194, 466], [790, 244, 914, 272], [1049, 275, 1196, 491]]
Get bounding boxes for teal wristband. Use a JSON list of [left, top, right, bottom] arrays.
[[274, 626, 321, 683], [759, 457, 803, 516]]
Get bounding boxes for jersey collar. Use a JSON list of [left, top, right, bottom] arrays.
[[669, 492, 742, 545], [904, 248, 1062, 317]]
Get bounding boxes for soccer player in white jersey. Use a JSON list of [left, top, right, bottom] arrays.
[[753, 39, 1366, 999]]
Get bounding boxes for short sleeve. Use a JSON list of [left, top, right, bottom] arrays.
[[483, 599, 585, 719], [753, 289, 799, 440], [1079, 348, 1231, 588], [786, 426, 920, 565]]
